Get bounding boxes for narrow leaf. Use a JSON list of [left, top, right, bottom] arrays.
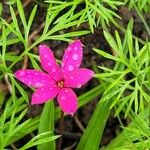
[[38, 101, 55, 150]]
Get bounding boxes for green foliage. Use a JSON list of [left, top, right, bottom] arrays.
[[126, 0, 150, 13], [94, 20, 150, 117], [45, 0, 124, 32], [38, 101, 55, 150], [0, 3, 2, 16], [123, 114, 150, 149], [76, 19, 150, 149], [104, 108, 150, 150], [0, 0, 96, 148], [20, 132, 60, 150], [0, 0, 150, 149], [77, 89, 117, 150], [0, 1, 90, 74], [0, 97, 39, 149], [0, 85, 102, 148]]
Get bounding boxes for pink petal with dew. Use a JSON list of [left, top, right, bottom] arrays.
[[39, 44, 63, 81], [64, 68, 94, 88], [31, 85, 60, 104], [57, 88, 78, 115], [61, 40, 83, 73], [15, 69, 55, 88]]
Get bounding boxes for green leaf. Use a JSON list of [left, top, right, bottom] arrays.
[[4, 52, 19, 62], [38, 101, 56, 150], [77, 90, 118, 150], [2, 25, 7, 69], [42, 4, 63, 35], [78, 84, 107, 107], [115, 30, 123, 52], [86, 7, 95, 33], [20, 132, 60, 150], [127, 24, 133, 59], [5, 0, 16, 5], [0, 3, 2, 16], [27, 5, 37, 38], [106, 107, 150, 149], [139, 0, 148, 10], [88, 2, 108, 22], [28, 54, 41, 70], [93, 48, 120, 62], [45, 0, 64, 4], [1, 17, 24, 43], [0, 38, 20, 46], [0, 91, 4, 105], [4, 85, 103, 147], [16, 0, 27, 29], [9, 5, 23, 41], [47, 31, 90, 40], [5, 116, 40, 147], [103, 30, 118, 52], [9, 74, 29, 103]]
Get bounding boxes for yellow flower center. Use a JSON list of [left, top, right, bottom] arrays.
[[57, 81, 64, 88]]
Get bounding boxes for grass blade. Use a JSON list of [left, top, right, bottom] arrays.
[[38, 101, 56, 150]]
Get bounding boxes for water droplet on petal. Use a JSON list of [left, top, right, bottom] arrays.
[[67, 48, 71, 52], [77, 84, 81, 88], [61, 96, 65, 100], [34, 93, 38, 97], [19, 71, 25, 76], [68, 65, 74, 71], [36, 82, 41, 87], [28, 75, 31, 78], [62, 62, 64, 67], [72, 54, 78, 60], [52, 68, 56, 72], [44, 54, 48, 58], [41, 80, 45, 83], [48, 62, 51, 66], [70, 76, 74, 79], [28, 81, 32, 85], [35, 72, 38, 76], [65, 89, 68, 93], [74, 46, 78, 50]]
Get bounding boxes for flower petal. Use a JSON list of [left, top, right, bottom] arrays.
[[61, 40, 83, 73], [57, 88, 78, 115], [15, 69, 55, 88], [64, 68, 94, 88], [31, 85, 60, 104], [39, 44, 63, 81]]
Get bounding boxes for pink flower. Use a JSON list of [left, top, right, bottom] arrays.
[[15, 40, 94, 115]]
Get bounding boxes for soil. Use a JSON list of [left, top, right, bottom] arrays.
[[1, 0, 150, 149]]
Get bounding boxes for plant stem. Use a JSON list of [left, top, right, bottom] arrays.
[[57, 110, 64, 150], [134, 5, 150, 36]]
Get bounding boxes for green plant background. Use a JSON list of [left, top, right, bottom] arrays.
[[0, 0, 150, 149]]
